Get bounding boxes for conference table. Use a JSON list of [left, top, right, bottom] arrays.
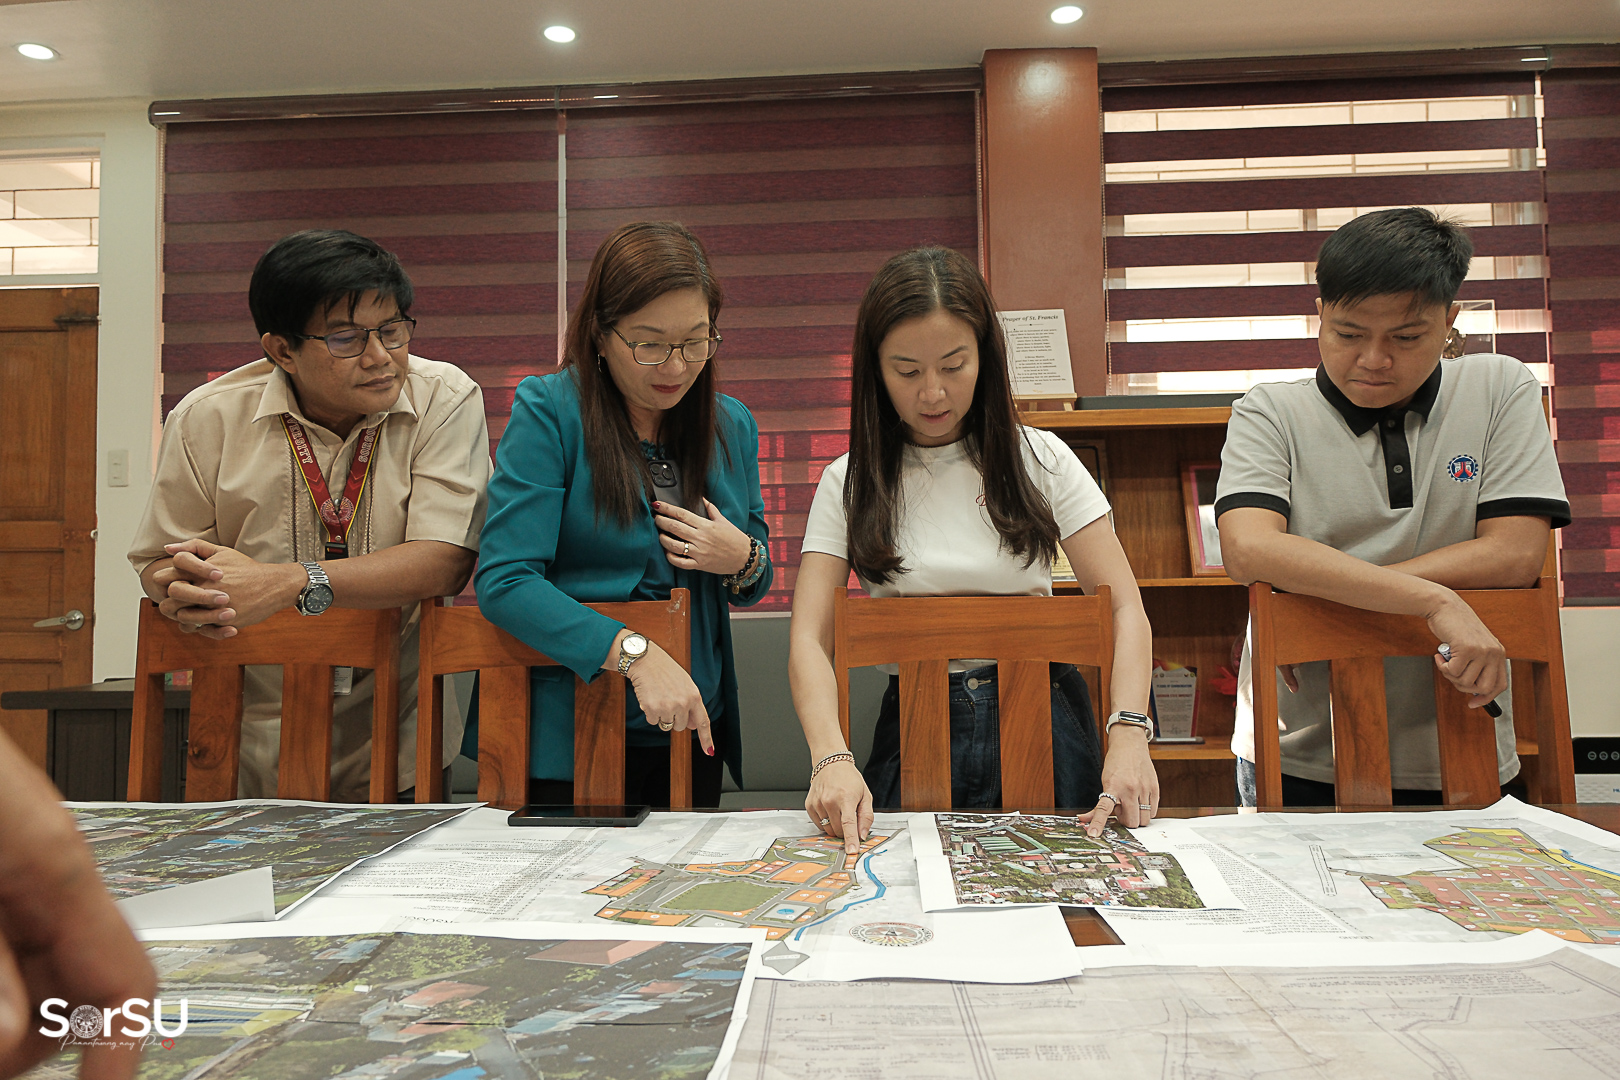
[[62, 798, 1620, 1078]]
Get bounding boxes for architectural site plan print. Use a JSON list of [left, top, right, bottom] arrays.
[[929, 813, 1205, 908], [1357, 827, 1620, 943], [911, 812, 1245, 912], [25, 929, 749, 1080], [69, 801, 470, 912], [733, 945, 1620, 1080], [587, 831, 893, 940], [1101, 800, 1620, 946], [300, 809, 1086, 983]]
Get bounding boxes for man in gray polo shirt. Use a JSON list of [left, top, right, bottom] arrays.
[[1216, 207, 1569, 805]]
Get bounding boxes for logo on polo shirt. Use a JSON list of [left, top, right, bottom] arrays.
[[1447, 454, 1480, 482]]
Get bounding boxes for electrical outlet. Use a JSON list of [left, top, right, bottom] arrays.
[[108, 449, 129, 487]]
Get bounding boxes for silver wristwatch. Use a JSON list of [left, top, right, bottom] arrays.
[[1106, 710, 1154, 736], [295, 561, 334, 616], [616, 633, 648, 675]]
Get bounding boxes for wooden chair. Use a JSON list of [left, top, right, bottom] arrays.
[[1249, 573, 1576, 808], [832, 587, 1114, 810], [129, 601, 402, 803], [415, 590, 692, 810]]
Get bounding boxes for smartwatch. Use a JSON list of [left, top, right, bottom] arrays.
[[1106, 710, 1154, 737], [617, 633, 648, 676], [296, 562, 334, 616]]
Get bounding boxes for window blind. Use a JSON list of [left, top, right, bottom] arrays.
[[1544, 68, 1620, 602], [1099, 73, 1549, 394], [161, 112, 560, 425], [562, 95, 979, 610], [160, 93, 979, 611]]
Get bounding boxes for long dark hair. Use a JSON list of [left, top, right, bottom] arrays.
[[845, 246, 1060, 584], [564, 221, 725, 525]]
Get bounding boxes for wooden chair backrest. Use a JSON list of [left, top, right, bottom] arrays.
[[417, 590, 692, 810], [831, 587, 1113, 810], [1248, 574, 1575, 808], [129, 601, 402, 803]]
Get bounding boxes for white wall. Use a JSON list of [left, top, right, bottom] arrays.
[[0, 99, 159, 681], [1560, 608, 1620, 737]]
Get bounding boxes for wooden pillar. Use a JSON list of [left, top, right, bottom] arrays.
[[982, 48, 1106, 398]]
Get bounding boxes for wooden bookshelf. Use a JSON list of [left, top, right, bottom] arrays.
[[1028, 405, 1245, 806]]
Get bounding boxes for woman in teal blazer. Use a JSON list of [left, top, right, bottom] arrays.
[[471, 222, 771, 806]]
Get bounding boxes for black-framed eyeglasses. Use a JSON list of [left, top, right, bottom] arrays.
[[611, 325, 721, 367], [296, 317, 416, 360]]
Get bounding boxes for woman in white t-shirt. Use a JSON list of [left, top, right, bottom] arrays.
[[788, 247, 1158, 850]]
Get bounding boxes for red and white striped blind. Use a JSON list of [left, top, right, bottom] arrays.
[[1545, 68, 1620, 602], [1100, 73, 1548, 390], [162, 112, 561, 422], [160, 93, 980, 611]]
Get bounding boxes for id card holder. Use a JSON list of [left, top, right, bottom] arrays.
[[332, 667, 354, 696]]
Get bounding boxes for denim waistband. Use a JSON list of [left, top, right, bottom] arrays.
[[887, 662, 1080, 687]]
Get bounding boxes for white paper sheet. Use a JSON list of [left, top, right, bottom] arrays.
[[1101, 797, 1620, 947], [115, 916, 762, 1080], [999, 308, 1075, 397], [115, 866, 274, 931], [69, 799, 477, 923], [730, 934, 1620, 1080], [911, 812, 1244, 912], [294, 810, 1086, 983]]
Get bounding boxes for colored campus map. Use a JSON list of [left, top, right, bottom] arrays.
[[588, 832, 892, 940], [1359, 827, 1620, 944], [936, 813, 1206, 908], [29, 931, 750, 1080], [70, 802, 468, 912]]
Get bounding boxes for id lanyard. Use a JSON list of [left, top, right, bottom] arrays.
[[281, 414, 379, 561]]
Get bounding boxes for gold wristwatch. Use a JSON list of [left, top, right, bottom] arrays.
[[617, 633, 648, 676]]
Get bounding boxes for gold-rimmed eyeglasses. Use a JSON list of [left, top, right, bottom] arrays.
[[611, 325, 722, 367], [297, 317, 416, 360]]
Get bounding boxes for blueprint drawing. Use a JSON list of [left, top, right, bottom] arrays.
[[732, 946, 1620, 1079]]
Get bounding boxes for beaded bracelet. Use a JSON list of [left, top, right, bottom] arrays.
[[724, 537, 767, 594], [811, 752, 855, 780]]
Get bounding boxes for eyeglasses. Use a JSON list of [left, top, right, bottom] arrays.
[[297, 317, 416, 359], [611, 325, 722, 367]]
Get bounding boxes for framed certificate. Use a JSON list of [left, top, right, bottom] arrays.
[[1180, 461, 1224, 577]]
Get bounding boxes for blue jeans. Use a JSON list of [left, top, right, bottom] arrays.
[[862, 663, 1103, 809], [1235, 758, 1466, 807]]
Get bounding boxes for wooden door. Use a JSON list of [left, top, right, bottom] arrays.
[[0, 288, 98, 767]]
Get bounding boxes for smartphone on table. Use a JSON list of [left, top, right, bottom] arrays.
[[508, 804, 651, 827]]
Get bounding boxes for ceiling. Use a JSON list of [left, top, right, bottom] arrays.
[[0, 0, 1617, 106]]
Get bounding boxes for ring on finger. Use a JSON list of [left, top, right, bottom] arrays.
[[819, 817, 831, 826], [658, 719, 675, 731], [1098, 792, 1118, 807], [682, 541, 691, 557], [1138, 803, 1152, 811]]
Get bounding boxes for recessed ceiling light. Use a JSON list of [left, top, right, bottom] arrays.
[[543, 25, 576, 43], [16, 43, 58, 60], [1050, 6, 1083, 23]]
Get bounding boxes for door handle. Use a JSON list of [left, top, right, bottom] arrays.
[[34, 610, 85, 631]]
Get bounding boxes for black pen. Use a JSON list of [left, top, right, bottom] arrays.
[[1435, 642, 1503, 717]]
